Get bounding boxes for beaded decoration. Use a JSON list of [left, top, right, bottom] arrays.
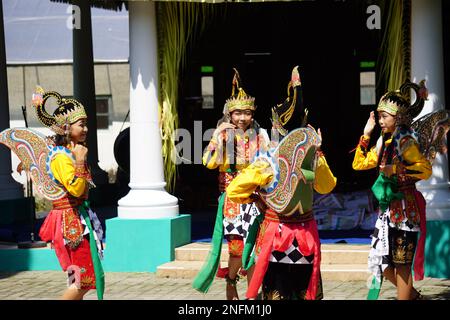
[[0, 128, 69, 200], [32, 86, 87, 135], [411, 109, 450, 164], [224, 68, 256, 113], [256, 127, 321, 216]]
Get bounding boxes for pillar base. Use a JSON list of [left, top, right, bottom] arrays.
[[425, 220, 450, 278], [102, 215, 190, 272], [117, 189, 179, 218]]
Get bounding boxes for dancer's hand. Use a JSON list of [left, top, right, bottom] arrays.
[[213, 122, 236, 140], [71, 142, 88, 163], [363, 111, 376, 137], [379, 164, 395, 177]]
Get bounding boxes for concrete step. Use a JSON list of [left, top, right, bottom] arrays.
[[175, 242, 370, 265], [156, 260, 370, 281], [320, 264, 371, 281], [157, 260, 228, 279]]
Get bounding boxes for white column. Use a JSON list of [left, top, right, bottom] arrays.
[[117, 0, 178, 219], [412, 0, 450, 220]]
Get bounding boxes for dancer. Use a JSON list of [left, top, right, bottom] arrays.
[[352, 80, 441, 300], [193, 69, 270, 300], [0, 87, 104, 300], [226, 66, 337, 300]]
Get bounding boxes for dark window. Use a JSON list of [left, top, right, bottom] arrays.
[[96, 96, 111, 129]]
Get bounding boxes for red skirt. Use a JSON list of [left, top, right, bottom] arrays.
[[246, 217, 321, 300], [39, 208, 96, 290]]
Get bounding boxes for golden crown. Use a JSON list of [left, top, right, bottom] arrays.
[[225, 69, 256, 113], [225, 90, 256, 112], [32, 86, 87, 135], [377, 92, 402, 116]]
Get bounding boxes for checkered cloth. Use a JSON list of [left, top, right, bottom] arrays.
[[368, 211, 390, 281], [223, 202, 260, 243], [269, 237, 315, 265]]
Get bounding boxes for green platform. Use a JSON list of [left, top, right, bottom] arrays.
[[425, 220, 450, 279], [0, 214, 191, 272], [102, 215, 191, 272], [0, 247, 60, 271]]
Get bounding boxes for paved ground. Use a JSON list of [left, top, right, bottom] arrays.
[[0, 271, 449, 300]]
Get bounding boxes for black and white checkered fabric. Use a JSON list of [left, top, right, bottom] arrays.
[[269, 238, 315, 265], [223, 202, 260, 243], [368, 211, 390, 281]]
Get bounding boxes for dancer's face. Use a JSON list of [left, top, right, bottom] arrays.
[[70, 118, 88, 144], [378, 111, 396, 134], [230, 109, 253, 131]]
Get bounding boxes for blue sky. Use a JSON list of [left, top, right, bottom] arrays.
[[3, 0, 129, 63]]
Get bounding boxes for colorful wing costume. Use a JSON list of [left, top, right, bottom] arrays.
[[0, 127, 74, 200], [256, 126, 321, 216], [411, 109, 450, 164]]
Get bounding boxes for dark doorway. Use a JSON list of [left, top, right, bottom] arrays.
[[176, 0, 383, 238]]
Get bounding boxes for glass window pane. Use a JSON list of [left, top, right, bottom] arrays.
[[360, 72, 376, 105], [360, 72, 375, 86], [201, 76, 214, 109], [97, 115, 109, 129], [96, 98, 109, 114], [361, 87, 376, 105]]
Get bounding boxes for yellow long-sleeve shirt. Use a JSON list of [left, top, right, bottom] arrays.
[[352, 135, 432, 180], [226, 154, 337, 204], [50, 154, 88, 198], [202, 129, 270, 172]]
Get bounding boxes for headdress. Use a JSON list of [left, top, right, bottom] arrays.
[[217, 68, 256, 126], [377, 80, 428, 126], [271, 66, 306, 136], [32, 86, 87, 135], [225, 68, 256, 111]]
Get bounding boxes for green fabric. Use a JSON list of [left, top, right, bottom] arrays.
[[301, 168, 315, 183], [79, 202, 105, 300], [371, 173, 404, 212], [192, 193, 226, 293], [367, 276, 383, 300], [242, 209, 264, 270], [369, 173, 402, 300]]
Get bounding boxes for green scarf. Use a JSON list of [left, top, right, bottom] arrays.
[[371, 172, 404, 213], [192, 193, 225, 293], [368, 173, 403, 300], [79, 202, 105, 300], [367, 276, 383, 300], [241, 209, 264, 270]]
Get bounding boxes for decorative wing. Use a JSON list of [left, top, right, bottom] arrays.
[[0, 128, 72, 201], [411, 110, 450, 164], [257, 127, 321, 216]]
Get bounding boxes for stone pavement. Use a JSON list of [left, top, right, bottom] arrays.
[[0, 271, 449, 300]]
